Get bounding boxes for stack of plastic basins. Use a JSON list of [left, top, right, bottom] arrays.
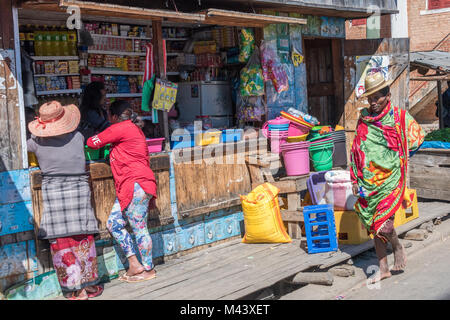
[[267, 119, 289, 153], [280, 141, 310, 176], [330, 130, 347, 167], [309, 135, 334, 172], [307, 171, 328, 205]]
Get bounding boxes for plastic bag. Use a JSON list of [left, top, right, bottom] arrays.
[[239, 48, 264, 97], [260, 40, 289, 94], [237, 96, 266, 122], [238, 28, 255, 63], [152, 78, 178, 111]]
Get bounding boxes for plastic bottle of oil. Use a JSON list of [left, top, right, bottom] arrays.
[[34, 25, 44, 57], [25, 24, 35, 56], [59, 26, 70, 56], [43, 25, 52, 56], [68, 30, 77, 56], [50, 25, 60, 56]]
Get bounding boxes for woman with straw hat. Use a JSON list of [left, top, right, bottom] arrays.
[[27, 101, 102, 300], [350, 70, 425, 283]]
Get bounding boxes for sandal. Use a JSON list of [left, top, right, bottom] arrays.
[[118, 270, 156, 283], [86, 285, 104, 298]]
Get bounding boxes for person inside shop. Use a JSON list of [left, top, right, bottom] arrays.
[[27, 101, 103, 300], [78, 81, 110, 140], [350, 70, 425, 283], [435, 80, 450, 128], [86, 100, 158, 283]]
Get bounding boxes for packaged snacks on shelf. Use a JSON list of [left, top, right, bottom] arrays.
[[68, 60, 79, 73], [44, 61, 55, 74], [55, 61, 69, 74]]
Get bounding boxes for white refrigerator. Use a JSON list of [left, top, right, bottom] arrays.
[[176, 81, 233, 128]]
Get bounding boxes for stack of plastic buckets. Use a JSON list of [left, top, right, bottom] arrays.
[[262, 117, 290, 153], [280, 141, 311, 176], [330, 130, 347, 167], [309, 134, 334, 171]]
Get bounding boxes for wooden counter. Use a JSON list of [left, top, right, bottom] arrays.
[[410, 148, 450, 201]]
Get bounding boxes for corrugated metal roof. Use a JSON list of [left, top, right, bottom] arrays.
[[410, 50, 450, 73]]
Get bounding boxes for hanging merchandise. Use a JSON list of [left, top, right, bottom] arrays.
[[260, 40, 289, 94], [141, 74, 156, 112], [238, 28, 255, 63], [239, 47, 264, 97], [152, 78, 178, 111], [237, 96, 266, 123]]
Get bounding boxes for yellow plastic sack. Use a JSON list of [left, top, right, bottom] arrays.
[[240, 183, 292, 243]]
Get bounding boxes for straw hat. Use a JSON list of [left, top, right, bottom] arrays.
[[359, 71, 393, 98], [29, 101, 80, 137]]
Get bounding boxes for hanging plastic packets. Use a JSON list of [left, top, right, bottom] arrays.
[[260, 40, 289, 94], [240, 48, 264, 97], [152, 78, 178, 111], [237, 96, 266, 122], [238, 28, 255, 63]]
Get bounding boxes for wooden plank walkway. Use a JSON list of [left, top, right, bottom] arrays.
[[85, 201, 450, 300]]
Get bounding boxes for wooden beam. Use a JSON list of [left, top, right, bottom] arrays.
[[437, 80, 444, 129], [58, 0, 204, 23], [410, 75, 450, 81], [0, 0, 14, 49], [332, 39, 344, 126], [203, 9, 307, 26]]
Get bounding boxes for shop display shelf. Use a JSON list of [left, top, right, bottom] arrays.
[[89, 68, 144, 75], [31, 56, 79, 61], [36, 89, 82, 96], [90, 33, 152, 40], [167, 72, 180, 75], [167, 53, 181, 56], [87, 50, 146, 56], [164, 38, 189, 41], [34, 73, 80, 77], [106, 93, 143, 98]]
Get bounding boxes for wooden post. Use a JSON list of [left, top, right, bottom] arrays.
[[437, 80, 444, 129], [152, 20, 170, 150], [331, 39, 344, 127]]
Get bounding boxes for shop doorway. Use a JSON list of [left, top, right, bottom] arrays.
[[303, 38, 337, 126]]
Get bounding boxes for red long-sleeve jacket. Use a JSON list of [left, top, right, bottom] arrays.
[[86, 120, 157, 211]]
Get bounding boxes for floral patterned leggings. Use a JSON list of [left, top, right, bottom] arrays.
[[107, 182, 153, 271]]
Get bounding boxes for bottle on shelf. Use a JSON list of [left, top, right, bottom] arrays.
[[19, 25, 26, 52], [43, 25, 52, 56], [59, 26, 70, 56], [34, 25, 44, 56], [68, 30, 77, 56], [50, 25, 60, 56], [25, 24, 35, 56]]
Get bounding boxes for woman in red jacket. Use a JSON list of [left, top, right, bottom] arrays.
[[86, 100, 157, 282]]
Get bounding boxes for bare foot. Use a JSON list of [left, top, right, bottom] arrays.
[[368, 271, 392, 284], [391, 243, 407, 272]]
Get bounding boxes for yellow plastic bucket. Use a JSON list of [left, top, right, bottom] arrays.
[[286, 134, 308, 143]]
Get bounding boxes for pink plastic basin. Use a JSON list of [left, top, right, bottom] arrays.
[[288, 121, 311, 137], [146, 138, 165, 153]]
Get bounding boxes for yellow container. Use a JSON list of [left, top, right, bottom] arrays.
[[394, 189, 419, 228], [334, 210, 371, 245], [28, 152, 39, 167], [286, 134, 308, 143], [195, 130, 222, 146]]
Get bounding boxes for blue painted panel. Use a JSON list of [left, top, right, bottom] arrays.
[[222, 216, 240, 239], [179, 222, 205, 251], [161, 229, 179, 256], [0, 169, 31, 205], [0, 240, 37, 278], [0, 201, 34, 236], [151, 231, 164, 258]]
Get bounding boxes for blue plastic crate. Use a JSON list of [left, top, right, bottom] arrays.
[[221, 129, 243, 143], [170, 132, 195, 149], [303, 204, 338, 254]]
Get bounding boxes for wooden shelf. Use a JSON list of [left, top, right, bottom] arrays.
[[167, 72, 179, 76], [32, 56, 79, 61], [90, 33, 152, 40], [89, 68, 144, 75], [36, 89, 82, 95], [34, 73, 80, 77], [106, 93, 142, 98], [88, 50, 146, 56], [164, 38, 189, 41]]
